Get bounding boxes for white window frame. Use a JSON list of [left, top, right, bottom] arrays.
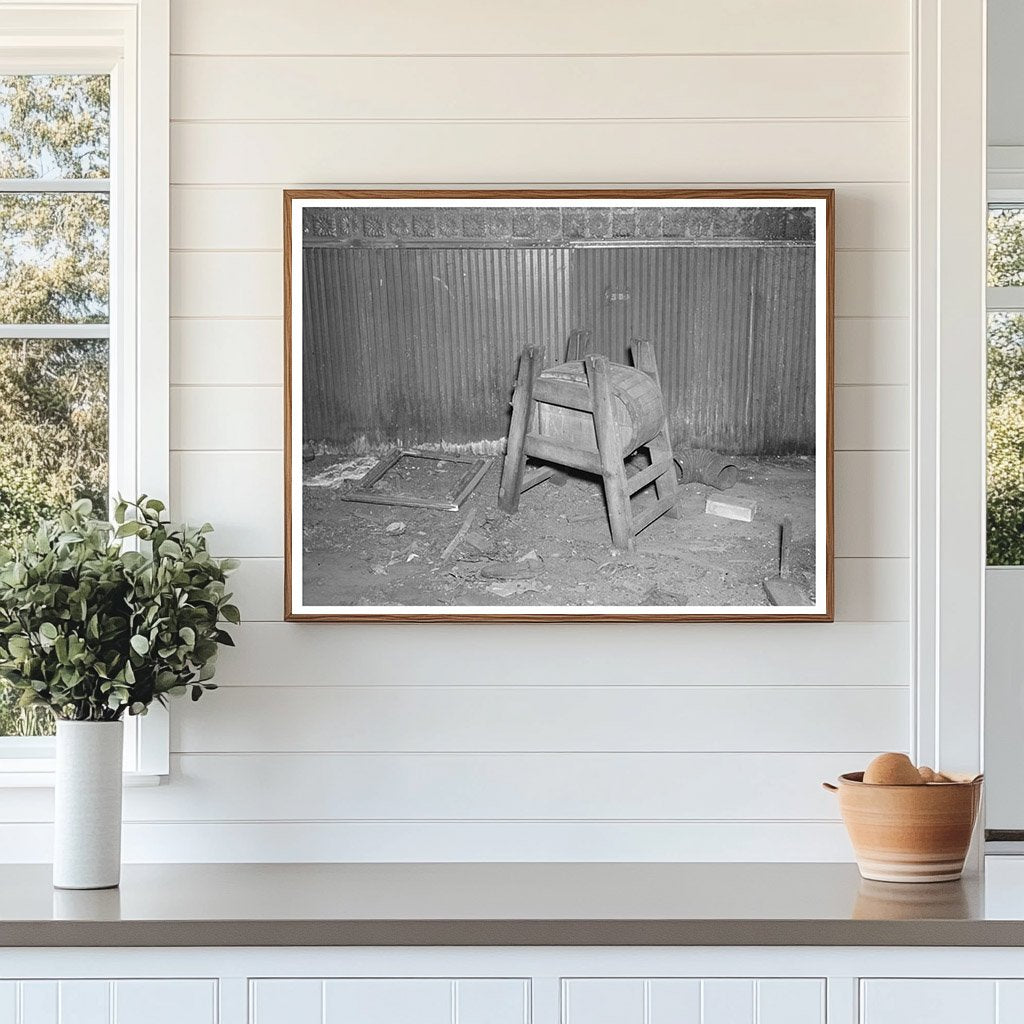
[[983, 173, 1024, 841], [914, 0, 986, 829], [0, 0, 169, 784]]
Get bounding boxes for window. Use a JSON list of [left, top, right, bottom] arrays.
[[0, 3, 169, 778], [0, 73, 111, 738], [987, 205, 1024, 565]]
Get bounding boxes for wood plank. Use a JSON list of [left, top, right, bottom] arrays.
[[170, 183, 909, 252], [532, 377, 593, 412], [171, 385, 282, 450], [170, 121, 909, 185], [523, 434, 603, 475], [626, 458, 673, 495], [124, 751, 873, 821], [170, 319, 283, 386], [520, 466, 557, 492], [171, 684, 910, 755], [223, 558, 283, 620], [497, 347, 538, 513], [834, 318, 909, 385], [171, 451, 283, 557], [834, 451, 910, 558], [834, 385, 910, 451], [834, 558, 910, 622], [171, 251, 280, 317], [632, 492, 679, 534], [171, 54, 909, 121], [835, 250, 910, 318], [210, 620, 910, 686], [170, 0, 910, 56]]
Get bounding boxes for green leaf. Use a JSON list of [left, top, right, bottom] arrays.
[[220, 604, 241, 625], [130, 634, 150, 656], [39, 622, 58, 641], [158, 539, 183, 559]]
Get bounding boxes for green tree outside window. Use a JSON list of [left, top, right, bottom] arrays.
[[0, 75, 110, 736]]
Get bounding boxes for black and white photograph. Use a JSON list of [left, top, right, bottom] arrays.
[[285, 191, 833, 621]]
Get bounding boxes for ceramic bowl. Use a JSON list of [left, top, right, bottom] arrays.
[[823, 771, 983, 883]]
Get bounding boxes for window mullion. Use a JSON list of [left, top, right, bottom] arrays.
[[0, 324, 111, 339], [0, 178, 110, 193]]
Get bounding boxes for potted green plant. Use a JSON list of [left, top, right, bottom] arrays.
[[0, 497, 239, 889]]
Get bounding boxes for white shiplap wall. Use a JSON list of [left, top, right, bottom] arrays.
[[1, 0, 915, 861]]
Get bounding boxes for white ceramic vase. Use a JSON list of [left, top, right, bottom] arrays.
[[53, 720, 124, 890]]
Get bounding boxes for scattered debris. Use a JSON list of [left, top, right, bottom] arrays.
[[705, 495, 757, 522], [486, 579, 542, 598], [305, 455, 379, 488], [301, 455, 817, 609], [641, 584, 689, 606], [439, 509, 478, 562], [385, 521, 407, 536], [462, 531, 497, 556], [478, 562, 538, 581]]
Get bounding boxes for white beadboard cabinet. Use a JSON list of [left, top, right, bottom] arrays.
[[0, 979, 218, 1024], [5, 949, 1024, 1024], [860, 979, 1024, 1023]]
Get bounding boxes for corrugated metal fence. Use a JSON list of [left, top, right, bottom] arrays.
[[301, 241, 815, 455]]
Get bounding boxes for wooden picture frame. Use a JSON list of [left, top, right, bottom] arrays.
[[284, 189, 834, 622]]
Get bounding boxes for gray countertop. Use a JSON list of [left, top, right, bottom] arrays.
[[3, 861, 1023, 947]]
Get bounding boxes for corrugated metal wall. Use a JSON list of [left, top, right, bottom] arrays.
[[302, 241, 815, 454]]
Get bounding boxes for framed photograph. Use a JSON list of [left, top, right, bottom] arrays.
[[284, 189, 834, 622]]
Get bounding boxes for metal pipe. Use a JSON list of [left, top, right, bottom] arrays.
[[673, 448, 739, 490]]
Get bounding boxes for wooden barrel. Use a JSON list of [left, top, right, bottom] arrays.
[[535, 360, 665, 456]]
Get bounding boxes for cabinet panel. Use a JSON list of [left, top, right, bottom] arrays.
[[250, 979, 322, 1024], [861, 981, 997, 1023], [563, 978, 824, 1024], [58, 982, 110, 1024], [18, 983, 56, 1024], [0, 981, 216, 1024], [757, 980, 826, 1024], [251, 979, 528, 1024], [647, 980, 702, 1022], [702, 979, 754, 1024], [0, 983, 15, 1024], [456, 980, 530, 1024], [113, 981, 217, 1024], [323, 980, 451, 1024], [563, 980, 645, 1024]]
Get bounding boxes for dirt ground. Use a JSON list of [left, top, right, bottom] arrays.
[[301, 450, 817, 610]]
